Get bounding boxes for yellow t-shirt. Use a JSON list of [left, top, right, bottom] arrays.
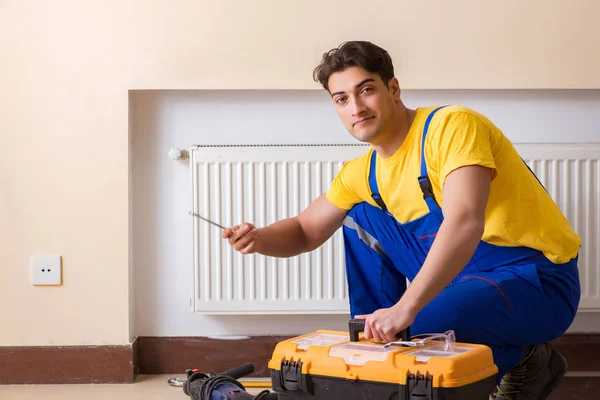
[[326, 105, 581, 264]]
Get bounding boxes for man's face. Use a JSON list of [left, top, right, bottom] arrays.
[[327, 66, 399, 144]]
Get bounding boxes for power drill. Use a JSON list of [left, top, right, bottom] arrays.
[[182, 362, 278, 400]]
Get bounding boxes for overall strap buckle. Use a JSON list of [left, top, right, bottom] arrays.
[[418, 175, 435, 200], [369, 150, 390, 212], [371, 193, 388, 212], [418, 106, 448, 211]]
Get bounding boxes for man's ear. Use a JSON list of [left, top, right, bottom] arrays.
[[388, 77, 401, 101]]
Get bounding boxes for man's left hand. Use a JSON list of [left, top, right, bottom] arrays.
[[355, 304, 416, 343]]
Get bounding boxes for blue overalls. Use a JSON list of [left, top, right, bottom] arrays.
[[342, 107, 581, 381]]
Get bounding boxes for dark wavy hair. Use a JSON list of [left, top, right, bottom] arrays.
[[313, 41, 395, 92]]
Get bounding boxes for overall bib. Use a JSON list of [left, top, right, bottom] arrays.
[[342, 106, 581, 381]]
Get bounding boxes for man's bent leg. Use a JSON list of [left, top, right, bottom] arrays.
[[490, 259, 580, 399], [410, 271, 532, 379], [342, 203, 408, 318], [410, 260, 579, 399]]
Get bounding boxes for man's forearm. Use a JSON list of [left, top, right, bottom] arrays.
[[396, 216, 484, 315], [254, 218, 310, 258]]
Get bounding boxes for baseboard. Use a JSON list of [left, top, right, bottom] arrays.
[[136, 334, 600, 376], [136, 335, 291, 376], [1, 334, 597, 384], [550, 334, 600, 372], [0, 338, 139, 385]]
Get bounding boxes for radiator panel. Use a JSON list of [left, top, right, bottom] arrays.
[[190, 144, 600, 314]]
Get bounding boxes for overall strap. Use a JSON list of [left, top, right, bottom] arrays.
[[368, 105, 449, 213], [369, 150, 388, 211], [419, 106, 448, 211]]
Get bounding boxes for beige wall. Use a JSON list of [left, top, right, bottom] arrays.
[[1, 0, 598, 346]]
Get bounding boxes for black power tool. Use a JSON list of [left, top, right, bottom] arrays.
[[182, 363, 278, 400]]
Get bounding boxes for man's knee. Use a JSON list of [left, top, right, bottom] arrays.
[[342, 211, 385, 256]]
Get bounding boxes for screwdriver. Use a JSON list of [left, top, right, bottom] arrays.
[[189, 212, 226, 230]]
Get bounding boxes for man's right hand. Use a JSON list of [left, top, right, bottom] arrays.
[[222, 223, 259, 254], [221, 195, 348, 258]]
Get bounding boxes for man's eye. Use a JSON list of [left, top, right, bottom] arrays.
[[362, 87, 373, 93], [336, 97, 346, 104]]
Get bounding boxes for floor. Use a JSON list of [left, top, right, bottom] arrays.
[[549, 376, 600, 400], [0, 374, 598, 399], [0, 375, 269, 400]]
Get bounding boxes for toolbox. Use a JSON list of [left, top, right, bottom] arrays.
[[268, 320, 498, 399]]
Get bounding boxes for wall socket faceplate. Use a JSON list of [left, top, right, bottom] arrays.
[[30, 255, 62, 286]]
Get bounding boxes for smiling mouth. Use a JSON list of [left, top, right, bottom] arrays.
[[354, 116, 374, 126]]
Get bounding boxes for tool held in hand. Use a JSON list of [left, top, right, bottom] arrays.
[[189, 212, 226, 230], [182, 363, 278, 400], [348, 318, 410, 342]]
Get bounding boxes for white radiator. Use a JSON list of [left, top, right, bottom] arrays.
[[516, 144, 599, 311], [189, 144, 600, 314]]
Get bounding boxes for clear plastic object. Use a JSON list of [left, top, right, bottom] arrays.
[[383, 330, 456, 352], [291, 333, 349, 350]]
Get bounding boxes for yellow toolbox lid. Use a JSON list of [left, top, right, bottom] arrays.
[[268, 329, 498, 388]]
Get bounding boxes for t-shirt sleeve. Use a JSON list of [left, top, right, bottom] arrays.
[[325, 160, 363, 210], [427, 111, 497, 186]]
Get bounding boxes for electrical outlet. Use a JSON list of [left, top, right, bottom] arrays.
[[30, 255, 62, 286]]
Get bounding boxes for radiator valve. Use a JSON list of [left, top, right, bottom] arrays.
[[169, 148, 188, 160]]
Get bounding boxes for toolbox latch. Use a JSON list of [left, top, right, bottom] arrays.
[[406, 373, 433, 399], [279, 360, 311, 393]]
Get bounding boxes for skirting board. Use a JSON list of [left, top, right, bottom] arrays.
[[0, 340, 140, 384], [0, 334, 597, 384]]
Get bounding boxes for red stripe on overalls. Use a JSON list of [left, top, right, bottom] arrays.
[[462, 275, 513, 311]]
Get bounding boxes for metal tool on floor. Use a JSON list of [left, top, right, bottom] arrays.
[[168, 376, 187, 387]]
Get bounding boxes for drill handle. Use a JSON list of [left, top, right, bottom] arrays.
[[221, 363, 255, 379]]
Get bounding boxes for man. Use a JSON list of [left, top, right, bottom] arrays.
[[222, 41, 581, 399]]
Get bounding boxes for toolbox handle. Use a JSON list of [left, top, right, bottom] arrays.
[[348, 319, 410, 343]]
